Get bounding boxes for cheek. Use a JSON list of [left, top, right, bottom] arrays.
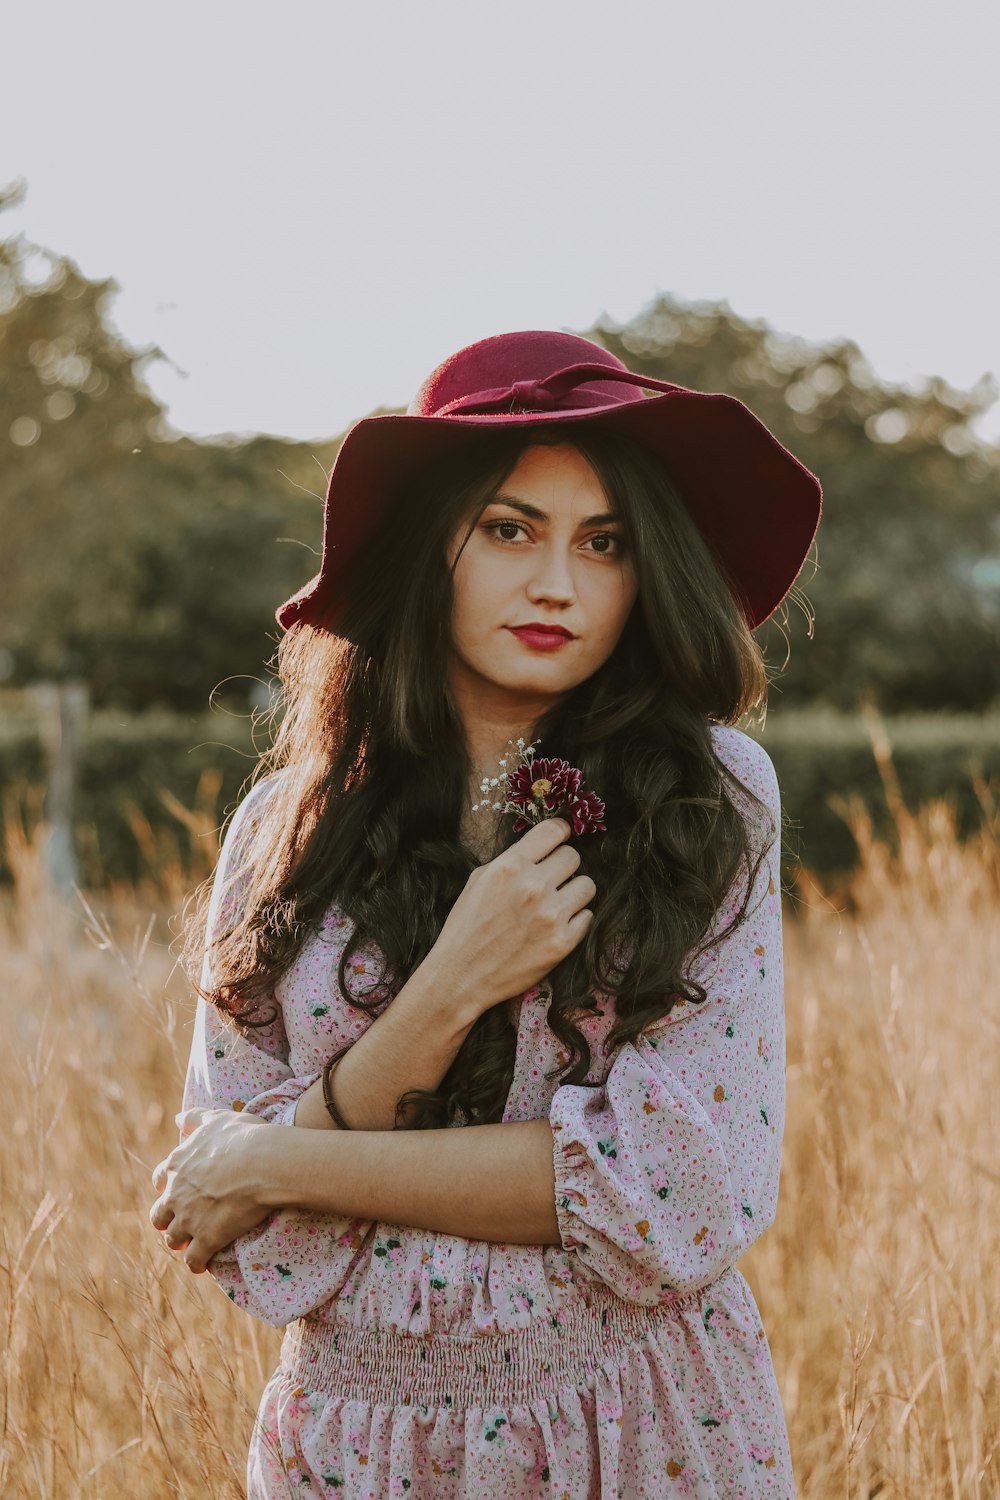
[[449, 566, 494, 653], [586, 570, 638, 639], [615, 561, 640, 619], [451, 550, 508, 627]]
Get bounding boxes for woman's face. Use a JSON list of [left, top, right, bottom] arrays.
[[445, 442, 639, 722]]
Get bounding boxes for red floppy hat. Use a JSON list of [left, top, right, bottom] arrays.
[[276, 329, 822, 632]]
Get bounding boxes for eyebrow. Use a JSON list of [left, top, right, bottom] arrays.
[[488, 492, 618, 527]]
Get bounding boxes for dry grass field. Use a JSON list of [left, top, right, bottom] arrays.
[[1, 777, 997, 1498]]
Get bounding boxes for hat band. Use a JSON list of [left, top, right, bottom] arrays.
[[434, 361, 687, 417]]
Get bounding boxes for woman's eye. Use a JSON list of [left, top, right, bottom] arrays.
[[589, 532, 624, 555], [488, 519, 526, 544], [483, 520, 625, 554]]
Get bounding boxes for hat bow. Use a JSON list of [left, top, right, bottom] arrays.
[[436, 361, 685, 417]]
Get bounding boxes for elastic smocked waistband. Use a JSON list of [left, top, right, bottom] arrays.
[[279, 1276, 725, 1408]]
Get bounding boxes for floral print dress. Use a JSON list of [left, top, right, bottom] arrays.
[[180, 726, 794, 1498]]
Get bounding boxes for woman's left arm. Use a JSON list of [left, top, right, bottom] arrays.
[[299, 1120, 563, 1243]]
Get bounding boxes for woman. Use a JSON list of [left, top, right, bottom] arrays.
[[150, 329, 821, 1497]]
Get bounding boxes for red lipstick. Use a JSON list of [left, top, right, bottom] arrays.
[[507, 624, 575, 651]]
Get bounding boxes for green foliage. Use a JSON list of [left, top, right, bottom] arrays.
[[0, 182, 335, 709], [0, 706, 260, 886], [744, 706, 999, 879]]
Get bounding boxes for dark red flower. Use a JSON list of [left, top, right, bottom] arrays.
[[569, 789, 606, 835], [505, 756, 582, 813], [502, 748, 605, 836]]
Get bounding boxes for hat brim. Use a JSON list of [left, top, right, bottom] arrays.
[[275, 390, 822, 632]]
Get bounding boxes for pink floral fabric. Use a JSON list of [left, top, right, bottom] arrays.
[[180, 726, 794, 1497]]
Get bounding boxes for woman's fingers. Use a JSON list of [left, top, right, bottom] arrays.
[[150, 1187, 191, 1250], [561, 872, 597, 915], [176, 1106, 206, 1138], [147, 1109, 274, 1273], [162, 1221, 209, 1274], [151, 1137, 187, 1191], [518, 817, 572, 863], [543, 843, 583, 887], [151, 1188, 209, 1270], [149, 1192, 171, 1232]]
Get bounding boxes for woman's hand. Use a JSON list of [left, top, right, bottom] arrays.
[[431, 816, 595, 1016], [148, 1107, 274, 1273]]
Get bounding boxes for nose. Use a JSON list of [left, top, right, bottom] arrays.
[[525, 540, 576, 605]]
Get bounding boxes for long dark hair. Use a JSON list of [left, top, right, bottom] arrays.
[[181, 422, 781, 1127]]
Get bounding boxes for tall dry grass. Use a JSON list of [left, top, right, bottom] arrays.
[[743, 764, 1000, 1499], [1, 771, 997, 1498]]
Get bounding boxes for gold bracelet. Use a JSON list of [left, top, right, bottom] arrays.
[[321, 1049, 354, 1130]]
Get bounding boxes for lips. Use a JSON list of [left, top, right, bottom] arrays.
[[507, 625, 575, 650], [508, 624, 574, 639]]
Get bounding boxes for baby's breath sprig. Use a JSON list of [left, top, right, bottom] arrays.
[[471, 736, 530, 814], [472, 737, 606, 836]]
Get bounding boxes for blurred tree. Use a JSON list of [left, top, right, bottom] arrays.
[[587, 297, 1000, 712], [0, 180, 333, 710]]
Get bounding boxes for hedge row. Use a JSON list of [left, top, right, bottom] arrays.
[[744, 707, 997, 882], [0, 707, 264, 889], [0, 706, 996, 890]]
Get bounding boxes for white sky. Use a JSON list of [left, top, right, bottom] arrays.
[[3, 0, 999, 444]]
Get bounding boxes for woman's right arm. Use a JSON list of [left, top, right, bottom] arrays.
[[290, 952, 484, 1129], [292, 814, 595, 1131], [184, 793, 593, 1324]]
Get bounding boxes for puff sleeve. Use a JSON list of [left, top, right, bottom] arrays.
[[179, 776, 372, 1327], [548, 733, 785, 1306]]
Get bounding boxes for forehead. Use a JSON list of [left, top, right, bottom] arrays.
[[492, 442, 612, 511], [505, 441, 601, 483]]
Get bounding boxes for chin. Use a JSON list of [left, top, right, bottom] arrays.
[[498, 667, 587, 696]]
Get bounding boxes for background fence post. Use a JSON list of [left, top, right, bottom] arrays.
[[30, 679, 90, 899]]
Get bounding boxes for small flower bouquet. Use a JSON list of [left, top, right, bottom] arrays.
[[473, 738, 606, 836]]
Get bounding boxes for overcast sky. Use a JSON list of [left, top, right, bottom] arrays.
[[3, 0, 998, 444]]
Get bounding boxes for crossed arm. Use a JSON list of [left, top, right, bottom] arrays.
[[149, 950, 562, 1273], [150, 1107, 561, 1273]]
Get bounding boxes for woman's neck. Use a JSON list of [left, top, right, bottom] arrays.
[[448, 668, 551, 788]]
